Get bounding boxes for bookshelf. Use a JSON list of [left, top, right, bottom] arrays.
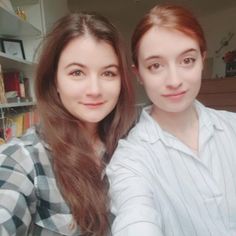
[[0, 103, 39, 142], [0, 1, 42, 142], [0, 0, 69, 143]]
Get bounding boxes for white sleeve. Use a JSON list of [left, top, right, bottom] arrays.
[[106, 148, 164, 236]]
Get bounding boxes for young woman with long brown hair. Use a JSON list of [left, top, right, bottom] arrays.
[[0, 12, 135, 235], [107, 4, 236, 236]]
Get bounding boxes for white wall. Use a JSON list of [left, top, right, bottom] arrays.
[[41, 0, 69, 33], [199, 6, 236, 78]]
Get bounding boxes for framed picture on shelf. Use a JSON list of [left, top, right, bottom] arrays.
[[0, 38, 25, 60]]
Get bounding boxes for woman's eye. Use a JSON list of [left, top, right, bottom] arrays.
[[148, 63, 161, 72], [102, 71, 117, 78], [182, 57, 196, 66], [70, 70, 83, 77]]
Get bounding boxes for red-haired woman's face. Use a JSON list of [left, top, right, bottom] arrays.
[[56, 35, 121, 131], [135, 26, 204, 115]]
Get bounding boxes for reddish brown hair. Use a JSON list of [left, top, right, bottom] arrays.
[[35, 13, 135, 235], [131, 4, 207, 67]]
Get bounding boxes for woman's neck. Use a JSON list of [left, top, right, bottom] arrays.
[[83, 122, 105, 163], [84, 122, 98, 137], [151, 105, 197, 132], [151, 104, 199, 151]]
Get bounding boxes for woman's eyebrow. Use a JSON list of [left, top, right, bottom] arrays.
[[65, 62, 86, 69], [144, 48, 198, 61]]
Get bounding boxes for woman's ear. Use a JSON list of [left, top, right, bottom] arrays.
[[55, 78, 59, 93], [131, 64, 143, 85], [201, 51, 207, 72], [202, 51, 207, 62]]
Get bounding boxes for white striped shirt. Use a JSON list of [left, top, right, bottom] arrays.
[[106, 101, 236, 236]]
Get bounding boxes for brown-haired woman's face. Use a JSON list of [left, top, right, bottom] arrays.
[[135, 26, 204, 115], [56, 34, 121, 129]]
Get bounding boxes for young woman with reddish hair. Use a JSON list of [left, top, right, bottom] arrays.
[[107, 4, 236, 236], [0, 12, 135, 236]]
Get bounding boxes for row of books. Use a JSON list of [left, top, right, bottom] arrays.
[[0, 109, 40, 143], [0, 65, 31, 104], [0, 63, 37, 144]]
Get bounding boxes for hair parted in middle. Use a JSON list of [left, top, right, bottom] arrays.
[[35, 12, 135, 235], [131, 4, 207, 67]]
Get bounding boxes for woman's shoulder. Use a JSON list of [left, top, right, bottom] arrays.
[[196, 101, 236, 129], [110, 109, 156, 165], [0, 127, 78, 236], [206, 107, 236, 125], [0, 125, 40, 147], [120, 105, 160, 146], [211, 108, 236, 119], [0, 126, 51, 175]]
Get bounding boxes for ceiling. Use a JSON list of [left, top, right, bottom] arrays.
[[68, 0, 236, 37]]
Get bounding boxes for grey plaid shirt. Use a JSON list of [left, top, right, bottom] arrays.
[[0, 127, 81, 236]]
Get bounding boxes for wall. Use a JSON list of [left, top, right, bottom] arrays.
[[41, 0, 69, 33], [199, 6, 236, 78]]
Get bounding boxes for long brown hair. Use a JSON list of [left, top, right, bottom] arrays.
[[35, 13, 135, 235], [131, 4, 207, 67]]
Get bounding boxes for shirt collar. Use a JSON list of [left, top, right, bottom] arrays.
[[195, 100, 224, 131], [137, 105, 167, 144], [137, 101, 224, 144]]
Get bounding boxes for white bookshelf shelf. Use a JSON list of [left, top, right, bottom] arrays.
[[0, 51, 36, 72], [0, 6, 41, 37], [11, 0, 39, 6], [0, 101, 36, 109]]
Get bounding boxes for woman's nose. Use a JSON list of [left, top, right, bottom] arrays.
[[166, 66, 182, 89], [86, 76, 102, 97]]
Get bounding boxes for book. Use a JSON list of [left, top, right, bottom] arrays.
[[23, 77, 31, 99], [0, 64, 7, 104], [31, 109, 40, 126], [10, 114, 24, 137], [19, 72, 25, 98], [23, 112, 30, 132], [3, 71, 21, 97]]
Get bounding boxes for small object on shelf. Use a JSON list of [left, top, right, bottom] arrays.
[[223, 50, 236, 63], [223, 50, 236, 77], [5, 117, 13, 141], [225, 61, 236, 77], [0, 137, 5, 144], [15, 6, 27, 21], [5, 91, 18, 98]]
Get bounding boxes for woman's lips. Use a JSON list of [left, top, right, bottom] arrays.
[[82, 101, 105, 108], [162, 91, 186, 99]]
